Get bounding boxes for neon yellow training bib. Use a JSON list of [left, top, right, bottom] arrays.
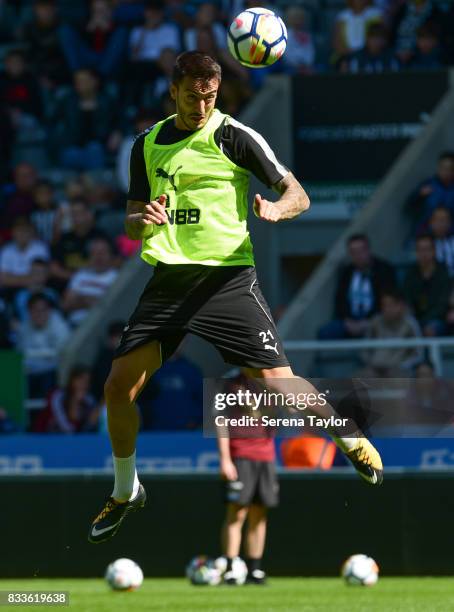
[[141, 109, 254, 267]]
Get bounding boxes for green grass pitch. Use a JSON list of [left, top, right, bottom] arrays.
[[1, 578, 454, 612]]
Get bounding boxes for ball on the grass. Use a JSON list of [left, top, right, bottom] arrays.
[[185, 555, 221, 586], [341, 554, 379, 586], [105, 558, 144, 591]]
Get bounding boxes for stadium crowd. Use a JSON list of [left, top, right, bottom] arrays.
[[1, 0, 454, 432]]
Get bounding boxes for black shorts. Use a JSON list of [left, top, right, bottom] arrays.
[[225, 458, 279, 508], [115, 263, 289, 369]]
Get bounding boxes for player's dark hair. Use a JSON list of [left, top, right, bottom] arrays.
[[172, 51, 222, 85], [347, 233, 369, 246], [439, 151, 454, 163]]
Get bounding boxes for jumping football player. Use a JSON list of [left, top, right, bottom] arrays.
[[88, 51, 383, 544]]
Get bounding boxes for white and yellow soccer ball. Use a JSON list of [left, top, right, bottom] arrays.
[[228, 7, 287, 68], [105, 558, 144, 591], [341, 554, 379, 586]]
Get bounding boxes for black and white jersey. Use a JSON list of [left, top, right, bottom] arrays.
[[127, 114, 289, 203]]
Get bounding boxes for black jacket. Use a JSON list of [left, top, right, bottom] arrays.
[[334, 257, 396, 320]]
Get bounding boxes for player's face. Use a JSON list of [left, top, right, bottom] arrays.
[[171, 76, 220, 131]]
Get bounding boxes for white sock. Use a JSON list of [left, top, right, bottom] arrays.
[[112, 451, 140, 502], [332, 434, 361, 453]]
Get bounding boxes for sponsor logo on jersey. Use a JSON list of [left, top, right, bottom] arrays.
[[156, 165, 182, 192]]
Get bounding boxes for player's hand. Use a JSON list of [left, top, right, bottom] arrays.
[[220, 458, 238, 481], [253, 193, 281, 223], [143, 195, 168, 225]]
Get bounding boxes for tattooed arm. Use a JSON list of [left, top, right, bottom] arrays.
[[253, 172, 310, 223]]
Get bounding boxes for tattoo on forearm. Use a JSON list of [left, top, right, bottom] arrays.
[[273, 172, 310, 220]]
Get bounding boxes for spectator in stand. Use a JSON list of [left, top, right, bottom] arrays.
[[0, 162, 38, 237], [283, 6, 315, 74], [50, 199, 107, 290], [392, 0, 442, 65], [428, 207, 454, 277], [31, 180, 60, 245], [407, 152, 454, 230], [340, 22, 400, 73], [15, 292, 70, 399], [403, 234, 450, 336], [59, 0, 128, 78], [359, 291, 422, 377], [0, 218, 49, 298], [62, 237, 118, 326], [0, 102, 14, 184], [0, 49, 44, 128], [20, 0, 68, 87], [405, 359, 454, 425], [184, 2, 247, 82], [91, 320, 125, 401], [117, 108, 157, 193], [50, 68, 118, 171], [318, 234, 396, 339], [408, 21, 442, 69], [333, 0, 383, 61], [39, 365, 99, 433], [139, 349, 203, 430], [13, 258, 59, 322], [126, 0, 180, 107]]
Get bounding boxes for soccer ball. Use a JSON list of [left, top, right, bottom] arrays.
[[223, 556, 248, 585], [105, 558, 144, 591], [185, 556, 221, 586], [341, 554, 379, 586], [228, 7, 287, 68]]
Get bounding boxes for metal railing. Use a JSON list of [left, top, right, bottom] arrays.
[[283, 337, 454, 375]]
